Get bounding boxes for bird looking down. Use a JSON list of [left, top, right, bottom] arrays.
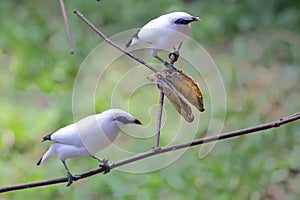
[[37, 109, 142, 186], [126, 11, 200, 66]]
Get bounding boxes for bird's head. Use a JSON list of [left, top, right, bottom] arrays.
[[165, 12, 200, 25], [109, 109, 142, 125]]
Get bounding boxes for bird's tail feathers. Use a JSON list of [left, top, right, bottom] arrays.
[[36, 157, 43, 166], [36, 147, 54, 166]]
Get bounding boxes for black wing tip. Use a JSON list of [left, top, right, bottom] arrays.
[[42, 134, 52, 142], [126, 39, 132, 48], [126, 30, 139, 48]]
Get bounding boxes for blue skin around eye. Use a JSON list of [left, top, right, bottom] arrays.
[[174, 18, 193, 25]]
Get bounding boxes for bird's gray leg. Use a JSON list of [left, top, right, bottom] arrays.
[[154, 55, 176, 69], [91, 155, 103, 163], [91, 155, 111, 174], [153, 55, 167, 65], [151, 49, 175, 69], [62, 160, 80, 187]]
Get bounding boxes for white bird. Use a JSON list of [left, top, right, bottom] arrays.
[[126, 11, 200, 65], [37, 109, 142, 186]]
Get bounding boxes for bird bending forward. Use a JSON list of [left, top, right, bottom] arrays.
[[126, 11, 200, 66], [37, 109, 142, 186]]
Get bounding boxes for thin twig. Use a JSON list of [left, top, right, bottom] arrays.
[[152, 92, 165, 150], [73, 10, 158, 72], [0, 112, 299, 193], [152, 45, 182, 149], [59, 0, 74, 54]]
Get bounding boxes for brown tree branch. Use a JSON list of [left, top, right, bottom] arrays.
[[0, 111, 299, 193], [59, 0, 74, 54], [73, 10, 158, 72]]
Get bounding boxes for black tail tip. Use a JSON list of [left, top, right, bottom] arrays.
[[36, 158, 42, 166]]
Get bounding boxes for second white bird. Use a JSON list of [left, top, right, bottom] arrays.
[[126, 11, 200, 64], [37, 109, 142, 186]]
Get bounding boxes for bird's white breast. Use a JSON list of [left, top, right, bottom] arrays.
[[51, 143, 90, 161]]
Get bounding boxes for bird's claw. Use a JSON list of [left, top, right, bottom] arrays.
[[99, 164, 111, 174], [66, 173, 80, 187], [168, 50, 179, 63], [99, 158, 111, 174]]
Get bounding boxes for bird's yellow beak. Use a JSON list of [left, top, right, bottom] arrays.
[[192, 16, 200, 21]]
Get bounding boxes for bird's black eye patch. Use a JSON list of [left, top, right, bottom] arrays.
[[113, 116, 131, 124], [174, 18, 193, 25]]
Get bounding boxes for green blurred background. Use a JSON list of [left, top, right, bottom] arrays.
[[1, 0, 300, 199]]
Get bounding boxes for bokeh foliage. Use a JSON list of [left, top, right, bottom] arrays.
[[0, 0, 299, 199]]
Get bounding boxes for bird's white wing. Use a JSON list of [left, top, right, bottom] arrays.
[[137, 17, 170, 43], [126, 17, 166, 47], [138, 17, 188, 50], [50, 115, 99, 147], [79, 114, 120, 155], [50, 124, 82, 146]]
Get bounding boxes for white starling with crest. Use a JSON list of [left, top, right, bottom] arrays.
[[37, 109, 142, 186], [126, 11, 200, 66]]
